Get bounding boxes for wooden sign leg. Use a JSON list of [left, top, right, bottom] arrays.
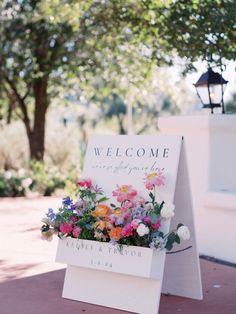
[[62, 265, 163, 314], [162, 142, 203, 300]]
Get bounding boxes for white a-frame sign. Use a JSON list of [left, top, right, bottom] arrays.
[[56, 135, 203, 314]]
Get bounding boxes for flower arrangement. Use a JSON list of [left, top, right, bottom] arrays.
[[41, 172, 190, 251]]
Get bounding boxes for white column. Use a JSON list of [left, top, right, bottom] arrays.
[[158, 115, 236, 263]]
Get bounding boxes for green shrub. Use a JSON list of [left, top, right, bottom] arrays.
[[0, 162, 79, 197], [0, 171, 30, 197]]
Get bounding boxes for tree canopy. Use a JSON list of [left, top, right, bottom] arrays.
[[0, 0, 235, 160], [156, 0, 236, 71]]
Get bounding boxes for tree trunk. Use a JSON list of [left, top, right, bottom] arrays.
[[118, 114, 126, 134], [29, 77, 48, 161]]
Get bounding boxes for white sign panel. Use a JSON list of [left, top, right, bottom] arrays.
[[82, 134, 182, 203], [56, 238, 165, 279]]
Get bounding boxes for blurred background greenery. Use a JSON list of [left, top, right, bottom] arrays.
[[0, 0, 235, 197]]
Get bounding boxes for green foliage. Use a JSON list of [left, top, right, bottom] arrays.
[[0, 0, 235, 161], [155, 0, 236, 70], [0, 173, 27, 197], [29, 160, 66, 196], [0, 161, 78, 197], [225, 93, 236, 113]]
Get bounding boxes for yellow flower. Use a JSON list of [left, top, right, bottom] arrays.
[[114, 208, 122, 216], [94, 220, 108, 231], [119, 185, 129, 193]]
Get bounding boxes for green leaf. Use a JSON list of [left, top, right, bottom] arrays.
[[165, 232, 176, 251], [150, 213, 158, 224], [154, 203, 160, 214], [175, 234, 180, 244], [165, 242, 173, 251], [177, 223, 184, 229], [149, 192, 155, 201], [97, 196, 109, 203]]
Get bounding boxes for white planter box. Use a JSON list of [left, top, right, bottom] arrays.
[[56, 238, 165, 279]]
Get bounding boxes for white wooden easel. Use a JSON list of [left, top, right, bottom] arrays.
[[57, 135, 202, 314]]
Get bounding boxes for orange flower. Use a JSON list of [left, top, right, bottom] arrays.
[[109, 227, 123, 241], [92, 204, 111, 218], [94, 220, 108, 231]]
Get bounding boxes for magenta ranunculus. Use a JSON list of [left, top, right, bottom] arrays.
[[151, 220, 161, 230], [121, 223, 133, 237], [77, 178, 92, 189], [59, 222, 73, 234], [144, 216, 151, 224], [72, 226, 81, 238]]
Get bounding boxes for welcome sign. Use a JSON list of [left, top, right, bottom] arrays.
[[82, 135, 182, 203], [58, 135, 202, 314]]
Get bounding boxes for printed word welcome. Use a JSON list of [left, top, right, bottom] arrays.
[[93, 146, 170, 158]]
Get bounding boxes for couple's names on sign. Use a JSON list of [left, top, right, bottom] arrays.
[[65, 239, 143, 258]]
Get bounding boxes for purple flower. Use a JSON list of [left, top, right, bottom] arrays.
[[70, 204, 77, 211], [92, 185, 103, 193], [62, 196, 73, 209], [115, 216, 124, 225], [47, 208, 56, 222]]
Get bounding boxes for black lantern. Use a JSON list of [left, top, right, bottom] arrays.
[[194, 67, 228, 114]]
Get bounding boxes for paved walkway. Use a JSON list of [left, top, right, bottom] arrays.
[[0, 197, 236, 314]]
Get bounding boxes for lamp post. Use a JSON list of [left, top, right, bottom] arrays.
[[194, 67, 228, 114]]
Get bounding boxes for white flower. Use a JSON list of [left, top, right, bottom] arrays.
[[160, 202, 175, 219], [41, 230, 54, 241], [18, 168, 25, 178], [177, 226, 190, 241], [4, 171, 12, 179], [22, 178, 32, 188], [137, 224, 149, 237], [145, 203, 152, 210], [41, 217, 50, 225]]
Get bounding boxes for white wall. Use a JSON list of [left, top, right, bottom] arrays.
[[158, 115, 236, 264]]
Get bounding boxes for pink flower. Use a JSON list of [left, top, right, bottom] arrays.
[[123, 212, 130, 220], [77, 178, 92, 189], [59, 223, 73, 234], [70, 215, 78, 223], [72, 226, 81, 238], [151, 220, 161, 230], [123, 200, 134, 209], [144, 216, 151, 224], [108, 214, 116, 224], [121, 223, 134, 237], [131, 219, 141, 230], [144, 171, 165, 190], [134, 197, 145, 206], [112, 185, 137, 203]]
